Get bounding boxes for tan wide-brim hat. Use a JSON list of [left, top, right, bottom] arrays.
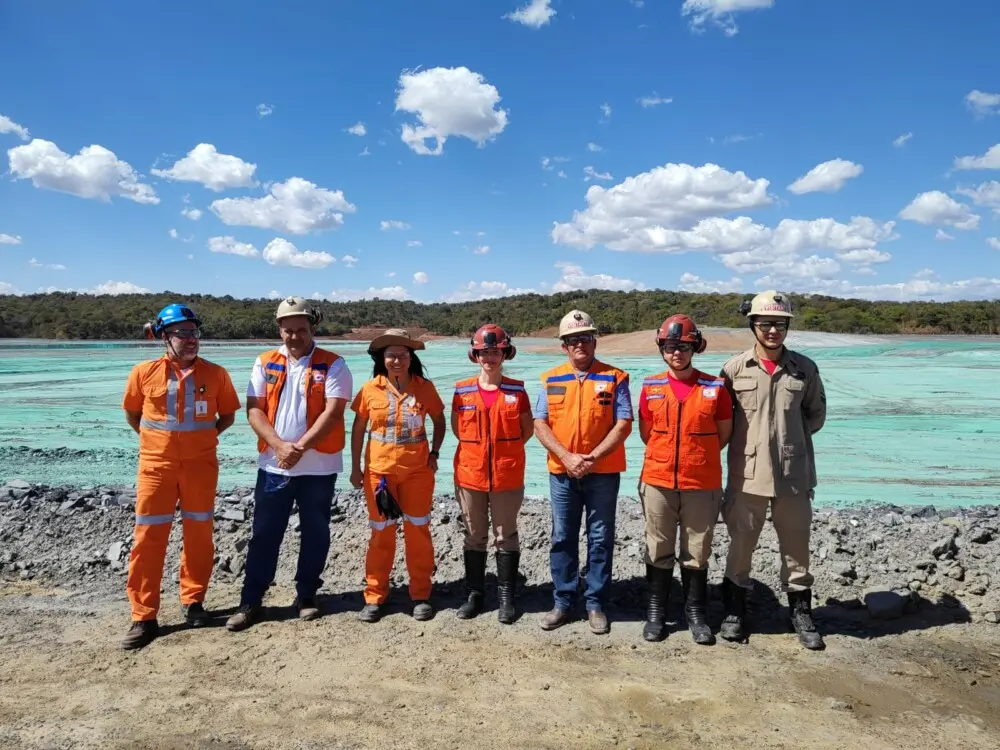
[[368, 328, 426, 353]]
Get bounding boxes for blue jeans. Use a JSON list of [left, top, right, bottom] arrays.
[[240, 470, 337, 607], [548, 472, 620, 613]]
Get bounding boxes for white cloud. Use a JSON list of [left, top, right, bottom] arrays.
[[0, 114, 30, 141], [965, 90, 1000, 118], [44, 280, 152, 296], [380, 220, 411, 231], [359, 146, 371, 157], [347, 122, 367, 136], [257, 103, 274, 118], [0, 282, 22, 295], [208, 236, 260, 257], [406, 240, 423, 247], [955, 181, 1000, 213], [504, 0, 555, 28], [681, 0, 774, 36], [935, 230, 954, 241], [386, 272, 397, 278], [442, 280, 536, 302], [268, 289, 281, 299], [262, 238, 335, 269], [181, 207, 202, 221], [953, 144, 1000, 171], [8, 138, 159, 204], [558, 170, 568, 179], [583, 166, 613, 182], [600, 103, 612, 120], [542, 155, 570, 171], [586, 142, 603, 152], [988, 238, 1000, 251], [677, 272, 743, 294], [413, 271, 429, 284], [638, 94, 673, 108], [0, 234, 22, 245], [898, 191, 980, 231], [801, 273, 1000, 303], [27, 257, 66, 271], [893, 132, 913, 148], [326, 285, 409, 301], [395, 67, 509, 156], [473, 245, 490, 254], [168, 228, 179, 239], [341, 254, 359, 268], [151, 143, 258, 192], [186, 254, 194, 261], [787, 158, 864, 195], [552, 261, 645, 293], [211, 177, 356, 235]]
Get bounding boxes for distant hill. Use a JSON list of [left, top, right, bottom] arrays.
[[0, 289, 997, 339]]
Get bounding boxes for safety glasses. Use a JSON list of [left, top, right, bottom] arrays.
[[753, 321, 789, 332], [661, 342, 695, 353], [169, 328, 202, 339], [562, 334, 595, 347]]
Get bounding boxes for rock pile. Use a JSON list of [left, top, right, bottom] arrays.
[[2, 479, 998, 627]]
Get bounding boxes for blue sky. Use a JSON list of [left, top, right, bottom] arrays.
[[1, 0, 999, 302]]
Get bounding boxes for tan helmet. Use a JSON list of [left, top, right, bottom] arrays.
[[275, 296, 322, 325], [558, 309, 598, 338], [746, 290, 794, 318]]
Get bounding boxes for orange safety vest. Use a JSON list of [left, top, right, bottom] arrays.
[[452, 376, 527, 492], [256, 347, 346, 455], [540, 360, 629, 475], [639, 369, 724, 490]]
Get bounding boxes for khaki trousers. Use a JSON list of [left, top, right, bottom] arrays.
[[455, 485, 524, 552], [638, 481, 722, 571], [723, 489, 814, 593]]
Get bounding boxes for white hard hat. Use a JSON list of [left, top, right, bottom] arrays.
[[558, 309, 598, 338]]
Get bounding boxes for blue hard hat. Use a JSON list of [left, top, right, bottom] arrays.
[[151, 303, 201, 336]]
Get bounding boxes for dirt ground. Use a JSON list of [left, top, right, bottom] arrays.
[[1, 581, 999, 750]]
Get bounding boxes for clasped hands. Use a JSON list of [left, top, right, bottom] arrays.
[[276, 440, 306, 469], [563, 452, 596, 479]]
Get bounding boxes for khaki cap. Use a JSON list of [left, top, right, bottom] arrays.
[[748, 290, 794, 318], [558, 309, 598, 338], [368, 328, 426, 353], [276, 296, 323, 324]]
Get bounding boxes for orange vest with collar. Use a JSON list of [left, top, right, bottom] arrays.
[[452, 376, 527, 492]]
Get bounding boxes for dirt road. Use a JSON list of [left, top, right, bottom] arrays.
[[1, 580, 998, 750]]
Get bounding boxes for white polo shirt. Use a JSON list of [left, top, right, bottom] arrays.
[[247, 345, 353, 476]]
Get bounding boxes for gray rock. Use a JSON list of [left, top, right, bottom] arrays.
[[832, 562, 857, 579], [864, 590, 906, 620], [968, 528, 993, 544], [106, 542, 125, 563], [220, 508, 246, 522], [879, 513, 901, 527], [930, 537, 957, 559], [4, 479, 30, 490], [985, 612, 999, 624]]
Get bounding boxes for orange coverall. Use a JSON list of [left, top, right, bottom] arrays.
[[351, 375, 444, 605], [122, 356, 241, 621]]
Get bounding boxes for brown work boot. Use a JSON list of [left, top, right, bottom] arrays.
[[121, 620, 158, 650], [540, 607, 571, 631], [297, 597, 321, 621], [588, 610, 610, 635], [225, 605, 260, 632]]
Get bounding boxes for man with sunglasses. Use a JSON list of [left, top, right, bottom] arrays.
[[120, 303, 241, 650], [719, 291, 827, 650], [534, 310, 633, 635]]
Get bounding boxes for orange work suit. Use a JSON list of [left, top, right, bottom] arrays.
[[351, 375, 445, 605], [121, 356, 241, 621]]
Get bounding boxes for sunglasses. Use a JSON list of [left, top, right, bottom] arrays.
[[562, 335, 595, 347], [169, 328, 201, 340], [661, 342, 695, 353], [384, 351, 411, 361], [753, 321, 789, 332]]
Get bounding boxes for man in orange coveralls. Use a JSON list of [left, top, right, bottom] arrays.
[[120, 303, 241, 650]]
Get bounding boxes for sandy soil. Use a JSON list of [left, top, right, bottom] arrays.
[[519, 327, 755, 356], [2, 580, 999, 750]]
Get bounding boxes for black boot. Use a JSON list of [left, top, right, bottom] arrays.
[[788, 589, 825, 650], [496, 550, 520, 625], [456, 550, 487, 619], [719, 578, 747, 643], [642, 565, 671, 642], [681, 568, 715, 645]]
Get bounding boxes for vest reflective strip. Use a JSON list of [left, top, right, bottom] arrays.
[[644, 378, 669, 385], [455, 385, 478, 394], [136, 513, 174, 526], [167, 369, 179, 423], [370, 431, 426, 445], [140, 418, 216, 432], [546, 373, 576, 383], [697, 378, 724, 387], [142, 367, 211, 432], [181, 510, 213, 522], [588, 373, 616, 383], [404, 513, 430, 526], [500, 383, 524, 392], [369, 517, 399, 530]]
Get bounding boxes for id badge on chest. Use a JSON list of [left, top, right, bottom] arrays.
[[195, 400, 208, 417]]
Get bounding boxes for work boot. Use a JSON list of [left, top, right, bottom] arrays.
[[495, 550, 520, 625], [587, 610, 610, 635], [719, 578, 747, 643], [788, 590, 825, 650], [642, 564, 671, 642], [413, 600, 435, 621], [226, 605, 260, 632], [681, 568, 716, 646], [121, 620, 158, 650], [540, 607, 571, 631], [358, 603, 383, 623], [297, 597, 321, 621], [456, 549, 487, 620], [182, 602, 210, 628]]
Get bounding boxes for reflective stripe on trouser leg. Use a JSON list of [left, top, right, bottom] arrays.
[[398, 469, 436, 602], [177, 457, 218, 606], [722, 489, 770, 591], [364, 471, 399, 605], [771, 491, 814, 593], [677, 488, 723, 571], [127, 462, 180, 621]]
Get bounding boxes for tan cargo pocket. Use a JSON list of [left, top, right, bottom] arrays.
[[743, 448, 756, 480], [733, 379, 757, 411], [780, 378, 806, 411]]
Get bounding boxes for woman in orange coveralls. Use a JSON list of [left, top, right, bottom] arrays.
[[350, 328, 446, 623]]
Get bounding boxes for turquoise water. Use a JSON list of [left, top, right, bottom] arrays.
[[1, 336, 998, 508]]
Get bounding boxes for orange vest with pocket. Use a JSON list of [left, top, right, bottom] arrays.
[[452, 376, 527, 492], [256, 348, 345, 455], [640, 369, 724, 490], [541, 360, 629, 475]]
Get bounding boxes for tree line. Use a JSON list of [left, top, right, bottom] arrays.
[[0, 290, 998, 339]]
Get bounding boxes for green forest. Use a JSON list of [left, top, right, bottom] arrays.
[[0, 290, 998, 339]]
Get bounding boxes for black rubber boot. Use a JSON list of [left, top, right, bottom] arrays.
[[642, 565, 671, 642], [719, 578, 747, 643], [456, 549, 487, 620], [495, 550, 520, 625], [788, 589, 825, 650], [681, 568, 716, 646]]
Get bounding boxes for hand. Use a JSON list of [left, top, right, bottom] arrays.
[[428, 454, 439, 473], [563, 453, 593, 479], [350, 468, 364, 490], [275, 441, 304, 469]]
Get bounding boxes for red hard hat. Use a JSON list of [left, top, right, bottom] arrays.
[[655, 314, 707, 353], [468, 323, 516, 362]]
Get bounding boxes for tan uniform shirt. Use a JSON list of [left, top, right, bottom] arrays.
[[721, 347, 826, 498]]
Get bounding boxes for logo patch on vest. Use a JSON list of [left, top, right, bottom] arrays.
[[504, 394, 518, 404], [312, 371, 326, 383], [593, 382, 608, 392], [458, 404, 476, 411], [702, 387, 718, 399], [264, 372, 279, 385]]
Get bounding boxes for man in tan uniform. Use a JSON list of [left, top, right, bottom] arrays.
[[719, 290, 827, 650]]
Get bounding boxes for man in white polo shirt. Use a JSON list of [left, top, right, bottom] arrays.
[[226, 297, 353, 631]]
